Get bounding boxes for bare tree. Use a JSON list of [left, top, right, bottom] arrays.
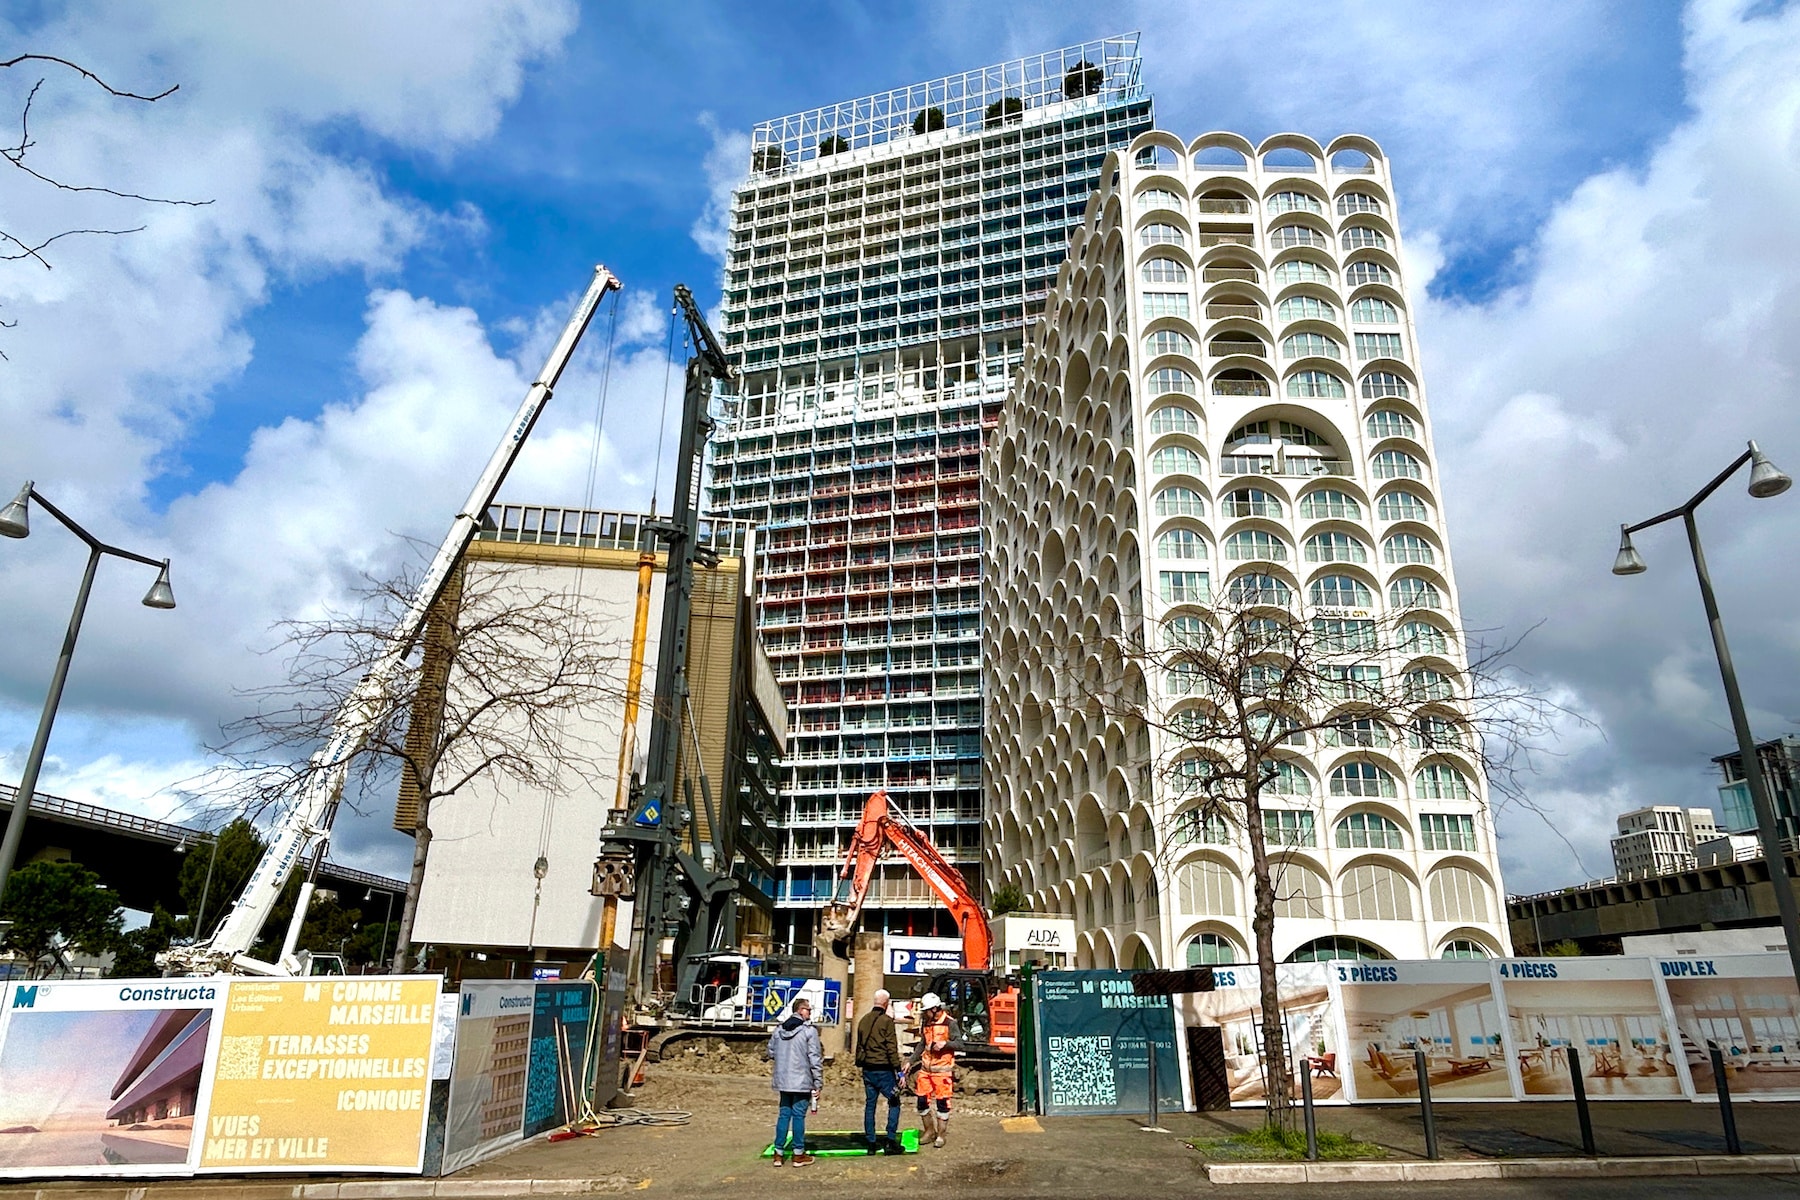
[[0, 54, 210, 352], [1050, 582, 1578, 1125], [200, 557, 630, 971]]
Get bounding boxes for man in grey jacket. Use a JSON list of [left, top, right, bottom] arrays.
[[767, 996, 823, 1166]]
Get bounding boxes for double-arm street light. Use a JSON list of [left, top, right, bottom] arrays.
[[0, 481, 177, 906], [1612, 440, 1800, 992]]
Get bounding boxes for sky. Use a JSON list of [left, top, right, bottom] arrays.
[[2, 0, 1798, 906]]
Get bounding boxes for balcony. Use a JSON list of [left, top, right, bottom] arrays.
[[1197, 233, 1255, 248], [1209, 338, 1266, 358], [1203, 267, 1257, 283], [1205, 303, 1261, 320], [1220, 456, 1353, 477], [1211, 378, 1272, 397], [1195, 199, 1253, 215]]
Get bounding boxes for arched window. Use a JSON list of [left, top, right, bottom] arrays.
[[1410, 715, 1464, 750], [1336, 811, 1405, 850], [1404, 668, 1456, 702], [1159, 570, 1211, 603], [1287, 935, 1392, 962], [1350, 297, 1401, 324], [1383, 534, 1436, 565], [1154, 486, 1206, 518], [1440, 939, 1490, 960], [1272, 861, 1329, 919], [1308, 574, 1372, 608], [1287, 370, 1347, 398], [1141, 257, 1189, 284], [1325, 718, 1392, 751], [1224, 530, 1288, 561], [1336, 191, 1384, 216], [1377, 490, 1433, 522], [1175, 806, 1232, 845], [1140, 222, 1185, 247], [1304, 532, 1368, 563], [1151, 445, 1205, 476], [1266, 760, 1312, 796], [1156, 529, 1207, 560], [1360, 371, 1410, 399], [1162, 614, 1211, 648], [1341, 226, 1388, 251], [1148, 367, 1199, 396], [1331, 762, 1397, 798], [1365, 410, 1416, 440], [1428, 866, 1492, 923], [1396, 621, 1450, 654], [1186, 932, 1242, 965], [1313, 617, 1377, 652], [1165, 663, 1201, 696], [1121, 883, 1137, 922], [1339, 863, 1413, 920], [1346, 261, 1394, 288], [1145, 293, 1192, 320], [1277, 296, 1337, 323], [1145, 329, 1195, 358], [1136, 187, 1183, 210], [1229, 419, 1330, 447], [1177, 859, 1237, 916], [1415, 763, 1472, 800], [1372, 449, 1423, 479], [1222, 487, 1282, 518], [1265, 190, 1323, 215], [1226, 573, 1292, 606], [1095, 887, 1111, 926], [1282, 332, 1342, 360], [1299, 489, 1360, 520], [1270, 223, 1330, 249], [1273, 259, 1334, 287], [1149, 405, 1201, 437], [1390, 576, 1444, 609]]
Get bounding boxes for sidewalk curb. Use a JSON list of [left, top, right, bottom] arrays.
[[1202, 1153, 1800, 1184], [0, 1179, 641, 1200]]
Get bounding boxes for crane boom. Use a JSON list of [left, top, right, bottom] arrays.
[[166, 265, 622, 976], [823, 790, 991, 970]]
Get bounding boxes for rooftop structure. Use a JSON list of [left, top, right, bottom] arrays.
[[1610, 804, 1720, 880], [707, 39, 1155, 947], [1714, 733, 1800, 839]]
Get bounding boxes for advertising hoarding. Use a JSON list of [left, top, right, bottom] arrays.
[[1332, 960, 1509, 1102], [441, 980, 535, 1174], [200, 976, 439, 1173], [1495, 957, 1682, 1100], [1033, 970, 1182, 1116], [1181, 963, 1342, 1104], [0, 978, 225, 1178], [1658, 953, 1800, 1100]]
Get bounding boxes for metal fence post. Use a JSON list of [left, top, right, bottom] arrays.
[[1301, 1063, 1319, 1161], [1567, 1046, 1596, 1155], [1413, 1049, 1439, 1161], [1710, 1045, 1742, 1155], [1146, 1043, 1160, 1130]]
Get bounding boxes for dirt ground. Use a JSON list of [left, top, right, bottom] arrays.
[[455, 1062, 1800, 1198]]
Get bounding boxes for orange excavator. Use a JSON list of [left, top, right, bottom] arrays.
[[821, 790, 1017, 1059]]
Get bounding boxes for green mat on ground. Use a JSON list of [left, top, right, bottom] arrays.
[[762, 1129, 920, 1157]]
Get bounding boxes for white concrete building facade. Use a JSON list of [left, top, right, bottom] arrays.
[[982, 130, 1510, 971], [1611, 805, 1721, 880]]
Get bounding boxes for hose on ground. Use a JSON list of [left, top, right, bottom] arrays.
[[548, 1107, 693, 1140]]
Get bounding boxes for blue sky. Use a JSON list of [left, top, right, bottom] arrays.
[[4, 1, 1800, 901]]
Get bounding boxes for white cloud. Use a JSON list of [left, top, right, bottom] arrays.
[[691, 113, 749, 261], [1421, 0, 1800, 891]]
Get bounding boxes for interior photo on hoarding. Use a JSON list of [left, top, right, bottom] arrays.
[[0, 1007, 210, 1170]]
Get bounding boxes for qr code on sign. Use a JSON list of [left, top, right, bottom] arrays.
[[216, 1035, 264, 1081], [1047, 1035, 1116, 1108]]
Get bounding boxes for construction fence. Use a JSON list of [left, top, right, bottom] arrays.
[[1023, 954, 1800, 1116]]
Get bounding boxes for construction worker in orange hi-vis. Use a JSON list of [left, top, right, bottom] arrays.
[[907, 992, 966, 1148]]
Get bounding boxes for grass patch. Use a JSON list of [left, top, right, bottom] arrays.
[[1188, 1126, 1387, 1162]]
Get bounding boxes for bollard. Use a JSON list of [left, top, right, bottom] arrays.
[[1301, 1062, 1319, 1161], [1413, 1049, 1439, 1161], [1710, 1045, 1742, 1155], [1566, 1046, 1596, 1155], [1147, 1043, 1160, 1130]]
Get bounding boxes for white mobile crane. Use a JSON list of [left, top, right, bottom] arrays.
[[162, 265, 622, 976]]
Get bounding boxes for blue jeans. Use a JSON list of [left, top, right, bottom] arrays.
[[862, 1068, 901, 1143], [774, 1091, 810, 1154]]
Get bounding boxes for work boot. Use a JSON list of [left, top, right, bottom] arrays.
[[934, 1120, 947, 1149], [882, 1136, 905, 1155], [771, 1152, 785, 1167], [791, 1152, 816, 1167]]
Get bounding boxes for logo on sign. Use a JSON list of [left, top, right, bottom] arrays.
[[1025, 928, 1064, 947], [11, 985, 38, 1009]]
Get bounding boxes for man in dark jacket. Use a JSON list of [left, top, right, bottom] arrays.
[[767, 996, 823, 1166], [854, 988, 905, 1154]]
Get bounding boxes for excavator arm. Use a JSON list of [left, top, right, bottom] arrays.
[[823, 790, 990, 970]]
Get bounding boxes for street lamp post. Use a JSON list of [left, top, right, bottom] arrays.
[[0, 481, 177, 906], [1612, 439, 1800, 993]]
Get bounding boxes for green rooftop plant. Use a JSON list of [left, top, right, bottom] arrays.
[[818, 134, 849, 156], [984, 96, 1025, 129], [1064, 61, 1104, 99], [912, 106, 947, 135]]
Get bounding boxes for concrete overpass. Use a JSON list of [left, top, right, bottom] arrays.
[[0, 783, 404, 917]]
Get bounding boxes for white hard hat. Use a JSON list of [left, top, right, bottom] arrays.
[[920, 991, 942, 1010]]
